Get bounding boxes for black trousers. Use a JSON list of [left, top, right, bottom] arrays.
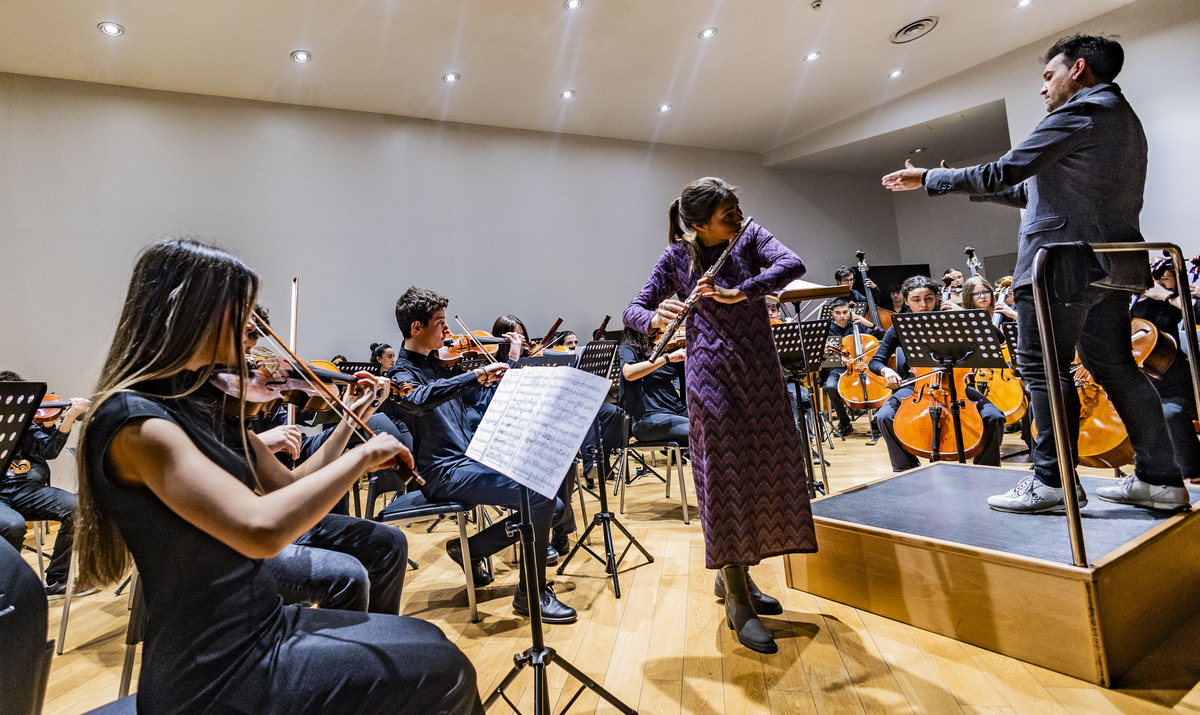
[[0, 475, 75, 584]]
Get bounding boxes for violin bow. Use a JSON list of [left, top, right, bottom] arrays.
[[251, 312, 423, 485]]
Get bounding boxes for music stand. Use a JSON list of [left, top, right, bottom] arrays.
[[892, 310, 1009, 463], [516, 354, 576, 369], [772, 321, 829, 497], [555, 341, 653, 598], [336, 361, 380, 375], [0, 382, 47, 476], [818, 302, 867, 322]]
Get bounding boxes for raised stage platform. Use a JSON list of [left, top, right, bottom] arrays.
[[784, 463, 1200, 686]]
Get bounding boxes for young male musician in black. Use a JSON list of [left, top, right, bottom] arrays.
[[388, 287, 577, 624], [867, 277, 1005, 472], [822, 298, 881, 437]]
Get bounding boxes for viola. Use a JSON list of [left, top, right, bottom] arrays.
[[33, 395, 73, 425], [834, 326, 890, 410], [892, 366, 986, 461], [854, 250, 892, 331]]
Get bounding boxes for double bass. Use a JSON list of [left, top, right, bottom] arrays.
[[854, 250, 892, 331]]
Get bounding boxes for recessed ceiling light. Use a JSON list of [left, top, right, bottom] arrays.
[[658, 104, 672, 113], [805, 51, 821, 62], [563, 0, 582, 9], [698, 27, 717, 40], [443, 72, 460, 83], [291, 50, 312, 63], [1016, 0, 1032, 6], [912, 147, 925, 154], [561, 89, 575, 99], [889, 69, 904, 79], [98, 22, 124, 37]]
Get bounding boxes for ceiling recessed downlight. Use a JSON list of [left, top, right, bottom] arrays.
[[291, 50, 312, 63], [443, 72, 460, 83], [889, 69, 904, 79], [658, 104, 672, 113], [563, 0, 582, 9], [805, 51, 821, 62], [912, 147, 925, 154], [698, 27, 717, 40], [1016, 0, 1032, 6], [561, 90, 575, 99], [98, 22, 124, 37]]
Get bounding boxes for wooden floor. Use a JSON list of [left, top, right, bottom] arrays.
[[32, 426, 1200, 714]]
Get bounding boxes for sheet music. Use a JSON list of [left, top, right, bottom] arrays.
[[466, 366, 611, 498]]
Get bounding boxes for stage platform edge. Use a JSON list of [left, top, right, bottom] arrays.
[[783, 463, 1200, 686]]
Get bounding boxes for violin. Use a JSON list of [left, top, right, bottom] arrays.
[[437, 331, 505, 365], [33, 395, 73, 425], [855, 250, 893, 331], [209, 350, 386, 419], [834, 326, 891, 410], [892, 366, 986, 461], [649, 326, 686, 354]]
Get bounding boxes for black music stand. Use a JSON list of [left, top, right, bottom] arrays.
[[336, 361, 380, 375], [517, 354, 576, 369], [892, 311, 1008, 463], [555, 341, 653, 598], [772, 321, 829, 497], [1001, 321, 1021, 377], [0, 382, 47, 476], [818, 302, 868, 322]]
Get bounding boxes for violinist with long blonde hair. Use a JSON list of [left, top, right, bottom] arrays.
[[75, 239, 482, 714]]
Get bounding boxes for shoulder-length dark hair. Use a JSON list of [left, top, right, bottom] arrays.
[[75, 238, 259, 589]]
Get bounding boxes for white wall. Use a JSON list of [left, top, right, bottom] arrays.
[[766, 0, 1200, 263], [0, 71, 899, 412]]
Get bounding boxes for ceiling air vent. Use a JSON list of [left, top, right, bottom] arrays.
[[890, 17, 938, 44]]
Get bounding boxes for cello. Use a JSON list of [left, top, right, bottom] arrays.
[[854, 250, 892, 331], [892, 365, 987, 461], [834, 323, 891, 410]]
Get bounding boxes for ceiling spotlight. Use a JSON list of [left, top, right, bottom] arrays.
[[98, 22, 124, 37], [561, 89, 575, 99], [563, 0, 582, 9], [889, 69, 904, 79], [443, 72, 460, 83], [658, 104, 672, 113], [805, 51, 821, 62], [698, 27, 717, 40], [291, 50, 312, 63], [912, 147, 925, 154], [1016, 0, 1032, 6]]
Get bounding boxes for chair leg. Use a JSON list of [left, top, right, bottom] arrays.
[[56, 551, 78, 655], [574, 465, 588, 529], [675, 447, 690, 525], [618, 448, 629, 514], [457, 513, 479, 623], [352, 477, 363, 518], [34, 521, 46, 582], [119, 572, 143, 698], [665, 448, 672, 498]]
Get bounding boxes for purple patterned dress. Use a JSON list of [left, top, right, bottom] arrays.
[[623, 222, 817, 568]]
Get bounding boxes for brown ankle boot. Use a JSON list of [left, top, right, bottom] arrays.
[[721, 566, 778, 654]]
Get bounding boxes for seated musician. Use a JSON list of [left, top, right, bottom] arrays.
[[833, 265, 877, 305], [389, 288, 577, 623], [1133, 261, 1200, 484], [942, 268, 965, 306], [868, 276, 1006, 471], [0, 371, 91, 597], [562, 331, 579, 352], [241, 312, 410, 615], [618, 328, 689, 447], [765, 295, 791, 323], [887, 283, 906, 314], [962, 276, 1017, 323], [822, 298, 882, 437]]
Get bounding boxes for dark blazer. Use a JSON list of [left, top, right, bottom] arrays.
[[923, 83, 1151, 293]]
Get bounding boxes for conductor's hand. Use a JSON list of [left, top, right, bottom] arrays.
[[474, 362, 508, 386], [650, 298, 687, 331], [696, 275, 745, 304], [881, 367, 902, 390], [881, 160, 927, 192], [259, 425, 303, 459], [357, 432, 414, 473]]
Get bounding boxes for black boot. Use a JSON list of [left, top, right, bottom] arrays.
[[714, 567, 784, 615], [721, 566, 777, 654]]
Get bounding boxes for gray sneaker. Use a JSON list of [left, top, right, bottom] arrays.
[[987, 475, 1088, 514], [1096, 474, 1191, 511]]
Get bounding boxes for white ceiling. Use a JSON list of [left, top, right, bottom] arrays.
[[0, 0, 1136, 154]]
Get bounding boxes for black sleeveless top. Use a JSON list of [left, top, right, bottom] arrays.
[[86, 377, 288, 713]]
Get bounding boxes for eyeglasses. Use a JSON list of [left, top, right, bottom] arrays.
[[970, 291, 992, 298]]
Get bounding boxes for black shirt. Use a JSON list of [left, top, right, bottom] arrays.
[[85, 378, 285, 713], [869, 326, 911, 379], [618, 344, 687, 423], [6, 422, 69, 481]]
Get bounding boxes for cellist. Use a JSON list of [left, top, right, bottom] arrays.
[[867, 276, 1006, 472], [823, 298, 881, 437]]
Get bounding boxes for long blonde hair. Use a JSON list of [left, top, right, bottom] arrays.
[[667, 177, 739, 274], [75, 239, 259, 589]]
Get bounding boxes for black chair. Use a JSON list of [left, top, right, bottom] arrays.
[[0, 541, 55, 715], [614, 411, 690, 524], [364, 471, 481, 622]]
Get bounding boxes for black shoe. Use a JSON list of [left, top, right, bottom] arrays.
[[714, 568, 784, 615], [551, 530, 571, 556], [512, 584, 577, 624], [835, 424, 854, 437], [546, 544, 560, 567], [445, 539, 493, 588], [45, 581, 67, 600]]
